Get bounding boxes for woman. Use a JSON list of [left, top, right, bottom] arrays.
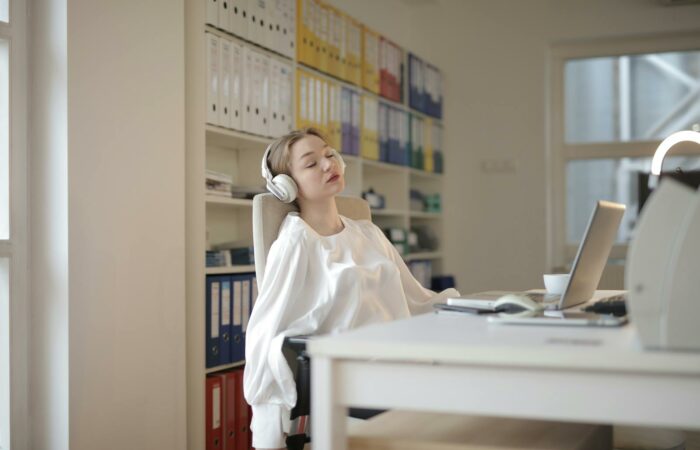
[[244, 128, 459, 449]]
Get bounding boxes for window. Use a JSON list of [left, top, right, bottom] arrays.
[[566, 155, 700, 244], [548, 33, 700, 269], [1, 0, 28, 447], [0, 0, 7, 23], [565, 51, 700, 144], [1, 37, 9, 239]]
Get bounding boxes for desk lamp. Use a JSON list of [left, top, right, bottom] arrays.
[[648, 129, 700, 188], [627, 129, 700, 350]]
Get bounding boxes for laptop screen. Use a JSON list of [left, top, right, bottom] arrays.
[[559, 200, 626, 309]]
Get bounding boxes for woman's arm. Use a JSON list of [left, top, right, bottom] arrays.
[[244, 237, 313, 449], [372, 224, 459, 315]]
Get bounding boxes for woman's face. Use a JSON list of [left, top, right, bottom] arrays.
[[288, 135, 345, 202]]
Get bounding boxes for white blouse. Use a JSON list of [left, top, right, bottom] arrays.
[[243, 212, 459, 449]]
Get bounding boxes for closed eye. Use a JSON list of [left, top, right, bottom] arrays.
[[306, 162, 317, 168]]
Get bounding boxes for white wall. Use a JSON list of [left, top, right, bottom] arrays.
[[333, 0, 700, 293], [30, 1, 187, 449]]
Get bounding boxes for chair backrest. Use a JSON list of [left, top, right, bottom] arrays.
[[252, 193, 372, 286]]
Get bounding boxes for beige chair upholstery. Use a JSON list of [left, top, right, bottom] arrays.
[[252, 193, 372, 286]]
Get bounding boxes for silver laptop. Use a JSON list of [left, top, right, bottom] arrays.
[[448, 200, 626, 311]]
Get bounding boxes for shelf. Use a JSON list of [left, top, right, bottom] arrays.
[[205, 24, 294, 62], [405, 251, 443, 261], [409, 167, 443, 179], [298, 61, 361, 91], [371, 209, 407, 217], [206, 265, 256, 275], [205, 360, 246, 375], [409, 211, 442, 219], [206, 125, 273, 151], [407, 106, 443, 123], [205, 196, 254, 207], [361, 158, 409, 174]]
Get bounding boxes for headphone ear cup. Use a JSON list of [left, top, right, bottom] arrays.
[[271, 174, 298, 203]]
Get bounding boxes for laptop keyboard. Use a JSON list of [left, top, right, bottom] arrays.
[[583, 294, 628, 316], [524, 292, 628, 316]]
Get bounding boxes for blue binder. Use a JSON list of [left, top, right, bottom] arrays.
[[219, 276, 232, 365], [378, 102, 389, 163], [341, 87, 353, 155], [350, 91, 361, 156], [230, 275, 244, 363], [205, 276, 221, 368], [388, 107, 399, 165]]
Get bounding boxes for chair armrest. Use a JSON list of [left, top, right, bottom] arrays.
[[283, 335, 311, 356]]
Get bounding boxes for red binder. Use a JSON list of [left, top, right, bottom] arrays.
[[234, 370, 251, 450], [206, 376, 224, 450], [223, 372, 237, 450]]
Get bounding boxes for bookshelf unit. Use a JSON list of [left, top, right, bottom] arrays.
[[186, 1, 446, 448]]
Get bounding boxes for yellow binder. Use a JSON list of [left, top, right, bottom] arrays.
[[325, 4, 342, 79], [295, 68, 310, 129], [296, 0, 313, 66], [344, 14, 362, 86], [327, 82, 342, 150], [316, 0, 329, 74], [361, 26, 381, 94], [424, 117, 434, 172]]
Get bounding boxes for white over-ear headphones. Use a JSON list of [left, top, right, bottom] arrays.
[[261, 143, 346, 203]]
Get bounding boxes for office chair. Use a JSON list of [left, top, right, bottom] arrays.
[[252, 193, 382, 450]]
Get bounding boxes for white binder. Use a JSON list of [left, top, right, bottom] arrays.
[[267, 0, 282, 54], [281, 62, 292, 133], [206, 33, 220, 126], [283, 0, 296, 59], [270, 60, 292, 135], [242, 47, 255, 133], [219, 37, 233, 128], [207, 0, 219, 27], [314, 76, 322, 130], [308, 74, 316, 128], [299, 71, 308, 128], [230, 41, 244, 131], [249, 0, 267, 48], [258, 52, 271, 136], [219, 0, 231, 33], [322, 78, 329, 134], [230, 0, 248, 40], [268, 59, 281, 136]]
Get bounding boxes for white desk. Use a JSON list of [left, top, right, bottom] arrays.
[[307, 292, 700, 450]]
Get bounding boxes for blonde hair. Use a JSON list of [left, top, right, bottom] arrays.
[[266, 127, 328, 177]]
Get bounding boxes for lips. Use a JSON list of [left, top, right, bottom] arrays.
[[327, 173, 340, 183]]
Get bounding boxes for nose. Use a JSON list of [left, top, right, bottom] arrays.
[[322, 156, 334, 171]]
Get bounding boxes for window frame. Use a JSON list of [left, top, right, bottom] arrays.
[[0, 0, 29, 449], [547, 31, 700, 271]]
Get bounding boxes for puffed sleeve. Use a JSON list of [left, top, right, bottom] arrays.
[[243, 236, 311, 449], [371, 224, 460, 315]]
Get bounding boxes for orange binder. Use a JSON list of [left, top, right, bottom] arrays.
[[222, 373, 237, 450], [206, 376, 224, 450], [234, 370, 251, 450]]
